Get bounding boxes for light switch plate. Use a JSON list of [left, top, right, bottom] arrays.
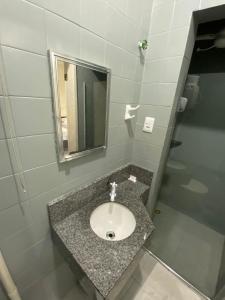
[[143, 117, 155, 133]]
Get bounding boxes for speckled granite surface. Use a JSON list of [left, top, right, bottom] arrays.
[[48, 164, 153, 225], [48, 165, 154, 298]]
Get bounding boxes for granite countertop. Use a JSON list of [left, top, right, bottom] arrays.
[[51, 180, 154, 298]]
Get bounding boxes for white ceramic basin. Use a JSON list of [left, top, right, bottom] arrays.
[[90, 202, 136, 241]]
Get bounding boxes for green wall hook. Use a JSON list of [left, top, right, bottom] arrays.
[[138, 39, 148, 50]]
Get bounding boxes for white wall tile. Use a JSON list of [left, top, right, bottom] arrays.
[[108, 103, 126, 126], [1, 218, 49, 263], [0, 175, 19, 211], [107, 0, 128, 14], [167, 26, 189, 57], [121, 52, 137, 80], [147, 27, 188, 60], [0, 140, 12, 177], [132, 154, 158, 172], [127, 0, 143, 24], [46, 11, 80, 57], [110, 76, 139, 103], [147, 32, 168, 61], [105, 6, 127, 48], [0, 0, 46, 55], [124, 19, 142, 55], [105, 43, 124, 76], [0, 202, 31, 241], [133, 141, 163, 168], [3, 139, 22, 174], [140, 83, 176, 106], [0, 78, 3, 96], [153, 0, 174, 8], [18, 134, 56, 170], [135, 123, 167, 146], [134, 59, 144, 83], [137, 104, 171, 128], [150, 0, 174, 35], [143, 60, 163, 83], [20, 262, 76, 300], [0, 97, 14, 139], [24, 163, 64, 198], [80, 0, 108, 38], [106, 142, 132, 165], [28, 0, 80, 24], [141, 1, 153, 37], [171, 0, 200, 29], [201, 0, 225, 9], [2, 47, 51, 97], [10, 97, 54, 136], [6, 234, 62, 285], [108, 125, 131, 146], [80, 29, 105, 65], [143, 57, 183, 84], [0, 111, 5, 139]]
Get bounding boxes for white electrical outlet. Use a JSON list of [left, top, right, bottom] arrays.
[[143, 117, 155, 133]]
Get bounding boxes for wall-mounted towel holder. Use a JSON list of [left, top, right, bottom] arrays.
[[125, 105, 140, 120]]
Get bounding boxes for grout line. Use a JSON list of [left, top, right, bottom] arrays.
[[142, 80, 179, 84], [23, 161, 57, 173], [1, 42, 143, 86], [133, 138, 163, 149], [0, 199, 26, 214], [23, 0, 146, 58], [138, 103, 172, 107], [144, 54, 184, 64], [21, 142, 130, 173], [148, 24, 189, 39], [6, 95, 51, 100], [0, 173, 17, 181], [136, 103, 172, 108], [136, 122, 168, 129], [6, 132, 55, 139], [133, 138, 165, 149], [0, 159, 131, 239], [1, 43, 46, 58]]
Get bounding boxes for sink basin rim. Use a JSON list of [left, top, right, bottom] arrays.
[[90, 202, 136, 241]]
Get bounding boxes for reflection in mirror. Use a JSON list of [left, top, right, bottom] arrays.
[[49, 51, 110, 162]]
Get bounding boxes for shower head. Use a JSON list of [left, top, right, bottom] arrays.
[[196, 27, 225, 51]]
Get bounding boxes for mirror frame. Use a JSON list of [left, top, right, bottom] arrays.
[[48, 50, 111, 163]]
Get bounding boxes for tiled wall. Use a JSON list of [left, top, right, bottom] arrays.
[[0, 0, 153, 298], [133, 0, 225, 213], [1, 0, 225, 299]]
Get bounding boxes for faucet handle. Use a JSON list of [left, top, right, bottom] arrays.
[[110, 181, 117, 187], [110, 182, 117, 202]]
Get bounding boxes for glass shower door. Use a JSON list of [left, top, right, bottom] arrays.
[[146, 73, 225, 299]]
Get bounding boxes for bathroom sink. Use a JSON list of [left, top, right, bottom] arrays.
[[90, 202, 136, 241]]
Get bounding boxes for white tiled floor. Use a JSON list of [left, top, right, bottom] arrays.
[[117, 251, 206, 300], [63, 250, 206, 300], [148, 202, 224, 297]]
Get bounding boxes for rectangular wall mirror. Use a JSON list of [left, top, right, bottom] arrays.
[[49, 51, 111, 162]]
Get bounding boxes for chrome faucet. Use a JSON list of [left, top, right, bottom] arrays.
[[110, 182, 117, 202]]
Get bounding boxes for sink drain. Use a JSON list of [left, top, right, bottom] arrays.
[[106, 231, 115, 240]]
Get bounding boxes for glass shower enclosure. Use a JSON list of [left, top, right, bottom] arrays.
[[146, 19, 225, 300]]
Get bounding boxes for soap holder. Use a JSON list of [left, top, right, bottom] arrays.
[[125, 105, 140, 120]]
